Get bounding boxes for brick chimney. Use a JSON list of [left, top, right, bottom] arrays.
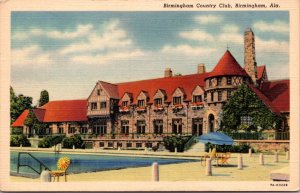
[[244, 28, 257, 86], [197, 63, 206, 74], [164, 68, 173, 77]]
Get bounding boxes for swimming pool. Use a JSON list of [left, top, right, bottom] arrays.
[[11, 151, 197, 178]]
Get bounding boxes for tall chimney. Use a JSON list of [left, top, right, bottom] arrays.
[[197, 63, 206, 74], [164, 68, 173, 77], [244, 28, 257, 86]]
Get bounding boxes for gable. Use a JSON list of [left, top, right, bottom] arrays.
[[192, 85, 204, 95]]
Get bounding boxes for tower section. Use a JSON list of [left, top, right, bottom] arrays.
[[244, 28, 257, 86]]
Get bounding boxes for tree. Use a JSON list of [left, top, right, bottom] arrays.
[[38, 90, 49, 107], [221, 84, 280, 131], [24, 109, 48, 137], [10, 86, 32, 124]]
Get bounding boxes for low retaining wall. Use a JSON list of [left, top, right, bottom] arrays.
[[235, 140, 289, 152]]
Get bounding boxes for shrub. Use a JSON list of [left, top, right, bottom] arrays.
[[152, 146, 158, 152], [10, 134, 31, 147], [163, 135, 191, 152], [38, 134, 65, 148], [62, 135, 84, 149], [11, 127, 23, 135], [206, 143, 252, 153]]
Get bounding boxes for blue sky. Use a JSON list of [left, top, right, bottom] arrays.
[[11, 11, 289, 104]]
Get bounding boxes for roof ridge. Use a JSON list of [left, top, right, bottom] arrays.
[[98, 80, 118, 86]]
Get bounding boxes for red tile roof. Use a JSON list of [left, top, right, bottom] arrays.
[[117, 73, 208, 104], [260, 80, 290, 113], [99, 81, 119, 99], [207, 50, 249, 78], [257, 65, 266, 81], [11, 99, 88, 126], [11, 109, 29, 127]]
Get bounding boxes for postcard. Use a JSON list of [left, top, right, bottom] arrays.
[[0, 0, 299, 191]]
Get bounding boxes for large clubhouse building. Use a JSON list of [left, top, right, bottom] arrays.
[[12, 28, 290, 149]]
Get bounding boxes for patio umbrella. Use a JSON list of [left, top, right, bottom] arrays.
[[197, 132, 234, 145]]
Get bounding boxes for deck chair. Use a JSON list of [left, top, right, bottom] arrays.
[[50, 157, 71, 182], [216, 152, 231, 166], [200, 148, 217, 166]]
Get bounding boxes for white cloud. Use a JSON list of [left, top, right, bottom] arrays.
[[253, 20, 289, 33], [195, 15, 223, 24], [162, 44, 216, 56], [60, 20, 132, 55], [70, 50, 145, 65], [12, 45, 54, 67], [256, 36, 289, 53], [218, 33, 243, 44], [221, 24, 240, 33], [179, 30, 214, 42]]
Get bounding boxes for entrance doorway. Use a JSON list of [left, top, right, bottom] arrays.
[[192, 118, 203, 136]]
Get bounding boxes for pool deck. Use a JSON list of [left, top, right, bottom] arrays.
[[10, 147, 290, 182]]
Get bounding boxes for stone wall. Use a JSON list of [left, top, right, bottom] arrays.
[[236, 140, 289, 152]]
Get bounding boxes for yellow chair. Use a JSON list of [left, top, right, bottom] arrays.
[[50, 157, 71, 182], [200, 148, 217, 166], [216, 152, 231, 166]]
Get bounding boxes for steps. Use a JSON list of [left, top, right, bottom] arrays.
[[187, 142, 205, 152]]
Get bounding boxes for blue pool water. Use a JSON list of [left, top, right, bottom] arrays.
[[11, 151, 197, 177]]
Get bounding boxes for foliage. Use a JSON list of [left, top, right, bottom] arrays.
[[206, 143, 252, 153], [221, 84, 280, 131], [152, 146, 158, 152], [163, 135, 191, 152], [11, 127, 23, 135], [38, 90, 49, 107], [10, 134, 31, 147], [62, 135, 84, 149], [38, 135, 65, 148], [10, 86, 32, 124], [24, 109, 48, 137]]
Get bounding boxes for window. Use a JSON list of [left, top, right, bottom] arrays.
[[209, 79, 212, 87], [137, 100, 145, 107], [136, 143, 142, 148], [121, 120, 129, 134], [108, 142, 114, 148], [126, 143, 132, 148], [145, 143, 152, 148], [217, 77, 222, 86], [99, 142, 105, 147], [137, 120, 146, 134], [227, 77, 232, 85], [218, 91, 222, 101], [241, 116, 253, 125], [68, 127, 76, 134], [80, 127, 88, 134], [211, 92, 214, 102], [153, 119, 163, 134], [122, 101, 128, 107], [193, 95, 202, 103], [154, 98, 163, 106], [92, 119, 107, 135], [172, 119, 182, 134], [227, 90, 232, 99], [97, 89, 100, 96], [100, 101, 107, 109], [58, 127, 64, 134], [173, 96, 181, 105], [91, 102, 97, 110]]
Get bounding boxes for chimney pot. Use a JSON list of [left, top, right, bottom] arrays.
[[197, 64, 206, 74]]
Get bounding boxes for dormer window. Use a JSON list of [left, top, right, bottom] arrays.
[[122, 101, 129, 107], [173, 96, 181, 105], [154, 98, 163, 106], [91, 102, 97, 110], [193, 95, 202, 103], [137, 100, 145, 107]]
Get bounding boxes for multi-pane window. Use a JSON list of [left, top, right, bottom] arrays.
[[58, 127, 64, 134], [218, 91, 222, 101], [137, 100, 145, 107], [227, 77, 232, 85], [154, 98, 163, 106], [68, 127, 76, 134], [211, 92, 214, 102], [137, 120, 146, 134], [153, 119, 163, 134], [241, 116, 253, 125], [92, 120, 107, 135], [121, 120, 129, 134], [193, 95, 202, 103], [227, 90, 232, 99], [136, 143, 142, 148], [91, 102, 97, 110], [80, 126, 88, 134], [100, 101, 107, 109], [172, 119, 182, 134], [173, 96, 181, 105], [122, 101, 128, 107], [217, 77, 222, 86], [126, 143, 132, 148]]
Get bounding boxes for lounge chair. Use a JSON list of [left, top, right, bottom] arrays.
[[216, 152, 231, 166], [50, 157, 71, 182]]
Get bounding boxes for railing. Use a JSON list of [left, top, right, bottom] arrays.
[[17, 152, 51, 175], [184, 135, 197, 151], [224, 132, 290, 140]]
